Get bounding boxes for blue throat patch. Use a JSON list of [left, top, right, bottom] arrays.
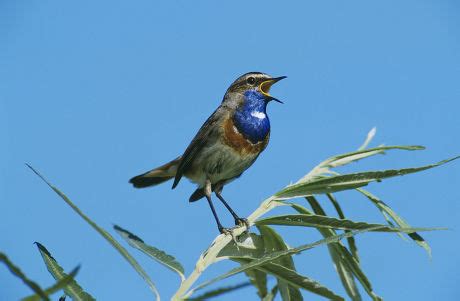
[[233, 90, 270, 143]]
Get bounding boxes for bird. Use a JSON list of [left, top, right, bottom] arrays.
[[129, 72, 286, 234]]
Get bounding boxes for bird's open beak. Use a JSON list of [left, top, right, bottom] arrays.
[[259, 76, 287, 103]]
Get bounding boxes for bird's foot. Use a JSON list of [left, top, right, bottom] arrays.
[[218, 226, 233, 235], [234, 217, 250, 230]]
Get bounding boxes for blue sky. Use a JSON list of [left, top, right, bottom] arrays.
[[1, 0, 459, 300]]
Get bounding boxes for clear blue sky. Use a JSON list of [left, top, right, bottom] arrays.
[[1, 1, 459, 300]]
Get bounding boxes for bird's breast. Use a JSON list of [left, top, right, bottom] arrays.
[[222, 118, 269, 155], [183, 118, 269, 186]]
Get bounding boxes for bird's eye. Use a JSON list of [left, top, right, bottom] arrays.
[[247, 77, 256, 86]]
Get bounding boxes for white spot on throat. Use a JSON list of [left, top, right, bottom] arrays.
[[251, 111, 266, 119]]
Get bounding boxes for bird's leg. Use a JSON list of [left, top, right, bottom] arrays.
[[215, 188, 250, 230], [204, 180, 230, 235]]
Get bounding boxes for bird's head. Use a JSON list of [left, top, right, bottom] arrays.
[[224, 72, 286, 106]]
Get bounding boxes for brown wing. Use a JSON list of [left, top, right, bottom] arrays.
[[171, 107, 225, 189], [129, 156, 181, 188]]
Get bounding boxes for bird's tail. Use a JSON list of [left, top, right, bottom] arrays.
[[129, 156, 181, 188]]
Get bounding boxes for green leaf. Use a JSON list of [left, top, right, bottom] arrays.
[[332, 247, 362, 301], [304, 196, 384, 300], [0, 251, 49, 300], [255, 262, 344, 301], [357, 127, 377, 150], [114, 225, 185, 282], [186, 282, 251, 300], [276, 156, 460, 199], [262, 285, 279, 301], [327, 193, 360, 262], [335, 242, 382, 301], [258, 225, 303, 301], [324, 145, 424, 169], [27, 165, 160, 300], [298, 145, 425, 184], [256, 213, 441, 233], [216, 233, 269, 298], [191, 227, 381, 295], [245, 269, 268, 299], [35, 242, 95, 301], [357, 188, 432, 257], [294, 200, 363, 301], [22, 266, 80, 301], [217, 233, 266, 259]]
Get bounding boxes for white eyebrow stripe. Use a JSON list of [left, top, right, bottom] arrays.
[[251, 111, 266, 119]]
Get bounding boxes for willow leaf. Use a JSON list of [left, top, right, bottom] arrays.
[[298, 145, 425, 183], [0, 251, 48, 300], [327, 193, 360, 262], [277, 156, 460, 199], [245, 268, 268, 299], [258, 225, 302, 301], [191, 228, 380, 294], [357, 188, 432, 257], [22, 266, 80, 301], [114, 225, 185, 282], [358, 127, 377, 150], [35, 243, 94, 301], [256, 213, 441, 233], [262, 285, 279, 301], [290, 201, 362, 301], [217, 233, 269, 298], [186, 282, 251, 300], [257, 262, 343, 301], [27, 165, 160, 300], [305, 197, 381, 301], [325, 145, 424, 168], [217, 233, 265, 259]]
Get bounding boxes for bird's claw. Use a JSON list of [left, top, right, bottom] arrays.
[[219, 226, 240, 243], [235, 218, 250, 230], [218, 226, 233, 235], [218, 218, 249, 239]]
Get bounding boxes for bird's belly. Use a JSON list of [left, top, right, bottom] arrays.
[[184, 143, 258, 187]]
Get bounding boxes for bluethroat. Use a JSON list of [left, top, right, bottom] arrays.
[[130, 72, 286, 234]]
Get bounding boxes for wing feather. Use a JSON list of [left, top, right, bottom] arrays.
[[172, 107, 225, 188]]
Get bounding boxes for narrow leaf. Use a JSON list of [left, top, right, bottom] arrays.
[[277, 156, 460, 199], [35, 242, 95, 301], [305, 196, 384, 300], [262, 285, 279, 301], [0, 251, 49, 300], [295, 200, 363, 301], [114, 225, 185, 282], [256, 262, 344, 300], [186, 282, 251, 300], [258, 225, 303, 301], [357, 188, 432, 257], [216, 233, 268, 298], [326, 145, 424, 169], [22, 266, 80, 301], [299, 145, 425, 183], [358, 127, 377, 150], [245, 269, 268, 299], [27, 165, 160, 300], [256, 214, 440, 233], [217, 233, 265, 259], [327, 193, 359, 262], [191, 228, 381, 294], [306, 196, 382, 300], [333, 248, 362, 301]]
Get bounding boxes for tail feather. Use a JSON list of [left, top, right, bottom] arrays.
[[189, 188, 205, 202], [129, 156, 181, 188], [129, 174, 173, 188]]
